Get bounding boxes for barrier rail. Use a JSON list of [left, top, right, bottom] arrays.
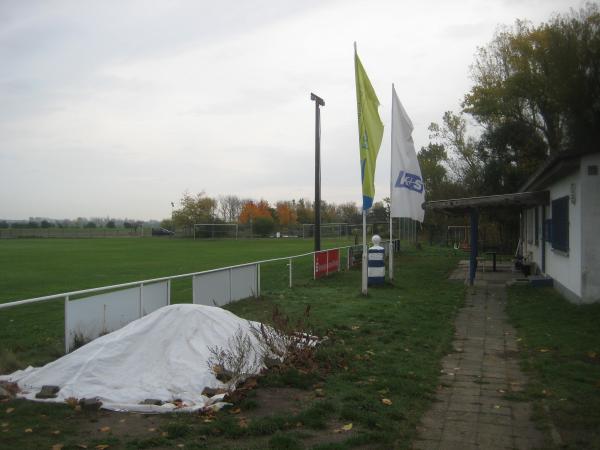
[[0, 240, 397, 353]]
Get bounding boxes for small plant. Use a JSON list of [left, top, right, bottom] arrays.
[[71, 331, 92, 351], [249, 304, 318, 370], [0, 348, 23, 374], [207, 327, 262, 390]]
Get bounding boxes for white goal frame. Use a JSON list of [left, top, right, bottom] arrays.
[[193, 223, 239, 240], [301, 223, 350, 239]]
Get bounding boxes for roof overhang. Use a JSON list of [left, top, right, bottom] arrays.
[[424, 191, 549, 215]]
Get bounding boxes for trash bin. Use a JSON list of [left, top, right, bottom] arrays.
[[368, 235, 385, 286]]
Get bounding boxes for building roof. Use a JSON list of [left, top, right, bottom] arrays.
[[423, 191, 549, 215], [520, 148, 598, 192]]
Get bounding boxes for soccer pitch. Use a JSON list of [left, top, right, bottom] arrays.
[[0, 237, 353, 368]]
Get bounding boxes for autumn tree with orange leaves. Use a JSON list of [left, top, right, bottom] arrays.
[[275, 202, 297, 227], [238, 200, 273, 224]]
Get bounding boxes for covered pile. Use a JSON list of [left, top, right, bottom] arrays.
[[0, 304, 265, 413]]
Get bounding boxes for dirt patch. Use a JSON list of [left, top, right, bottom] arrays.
[[299, 419, 357, 448], [78, 409, 166, 439], [241, 387, 311, 419]]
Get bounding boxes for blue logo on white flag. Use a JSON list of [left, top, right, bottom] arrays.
[[395, 170, 424, 193]]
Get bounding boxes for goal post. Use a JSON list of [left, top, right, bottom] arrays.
[[193, 223, 239, 240], [301, 223, 350, 239]]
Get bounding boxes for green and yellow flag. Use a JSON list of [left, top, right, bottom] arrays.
[[354, 47, 384, 210]]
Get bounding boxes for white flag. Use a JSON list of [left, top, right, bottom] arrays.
[[390, 86, 425, 221]]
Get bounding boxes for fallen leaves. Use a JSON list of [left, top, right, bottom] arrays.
[[99, 426, 111, 433], [51, 444, 64, 450], [95, 445, 110, 450], [5, 408, 14, 414], [229, 407, 241, 415], [24, 428, 33, 433], [381, 398, 392, 406], [538, 348, 550, 353], [334, 423, 353, 433]]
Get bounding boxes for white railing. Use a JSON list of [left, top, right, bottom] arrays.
[[0, 240, 397, 353]]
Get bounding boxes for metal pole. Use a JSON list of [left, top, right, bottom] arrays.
[[311, 92, 325, 252], [362, 210, 368, 295], [167, 279, 171, 305], [289, 258, 293, 288], [469, 209, 479, 285], [64, 295, 69, 354], [389, 217, 394, 280], [139, 283, 144, 317]]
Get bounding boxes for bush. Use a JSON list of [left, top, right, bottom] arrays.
[[253, 216, 275, 237]]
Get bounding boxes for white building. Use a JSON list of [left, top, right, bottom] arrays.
[[521, 149, 600, 304]]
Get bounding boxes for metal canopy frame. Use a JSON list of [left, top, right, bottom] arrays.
[[423, 191, 549, 285], [423, 191, 549, 215]]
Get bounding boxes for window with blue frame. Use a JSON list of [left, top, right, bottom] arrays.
[[551, 196, 569, 252]]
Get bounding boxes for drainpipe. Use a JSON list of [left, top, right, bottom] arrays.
[[469, 208, 479, 286]]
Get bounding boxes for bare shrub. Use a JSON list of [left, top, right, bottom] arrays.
[[206, 327, 261, 390], [249, 304, 318, 370]]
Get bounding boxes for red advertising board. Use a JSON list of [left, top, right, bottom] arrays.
[[314, 249, 340, 279]]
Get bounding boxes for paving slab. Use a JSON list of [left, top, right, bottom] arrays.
[[412, 266, 544, 450]]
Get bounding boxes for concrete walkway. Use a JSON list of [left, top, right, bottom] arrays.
[[413, 265, 545, 450]]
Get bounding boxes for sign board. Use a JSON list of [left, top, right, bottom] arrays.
[[314, 249, 340, 279]]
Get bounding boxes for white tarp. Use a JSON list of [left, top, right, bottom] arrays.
[[66, 281, 169, 352], [2, 304, 264, 413], [390, 85, 425, 222]]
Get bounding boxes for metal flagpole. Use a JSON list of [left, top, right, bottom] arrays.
[[362, 209, 368, 294], [388, 85, 394, 280]]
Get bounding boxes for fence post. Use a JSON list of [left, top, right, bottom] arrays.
[[257, 264, 261, 297], [347, 247, 351, 270], [229, 268, 233, 303], [167, 279, 171, 305], [64, 295, 70, 354], [192, 276, 196, 304], [289, 258, 293, 288], [139, 283, 144, 317]]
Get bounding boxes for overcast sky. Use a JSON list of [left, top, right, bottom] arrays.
[[0, 0, 581, 220]]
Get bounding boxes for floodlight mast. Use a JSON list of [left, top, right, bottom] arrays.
[[311, 92, 325, 252]]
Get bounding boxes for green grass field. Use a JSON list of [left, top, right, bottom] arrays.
[[0, 237, 465, 449], [506, 285, 600, 449], [0, 237, 353, 369]]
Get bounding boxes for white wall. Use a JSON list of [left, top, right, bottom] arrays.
[[581, 153, 600, 303], [545, 171, 582, 299]]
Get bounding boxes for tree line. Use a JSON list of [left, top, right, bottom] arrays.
[[162, 192, 391, 235], [417, 5, 599, 249]]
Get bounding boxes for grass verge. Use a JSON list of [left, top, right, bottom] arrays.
[[506, 285, 600, 449], [1, 241, 463, 449]]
